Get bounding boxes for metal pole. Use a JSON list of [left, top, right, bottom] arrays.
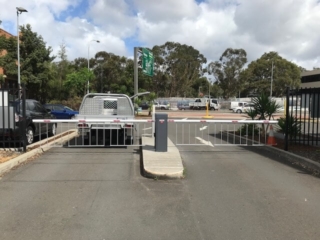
[[134, 47, 138, 98], [270, 61, 274, 98], [17, 11, 20, 87], [285, 87, 289, 151], [208, 79, 210, 99], [87, 44, 90, 94]]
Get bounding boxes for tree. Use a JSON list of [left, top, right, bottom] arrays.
[[209, 48, 247, 99], [0, 34, 18, 83], [19, 24, 55, 102], [151, 42, 207, 97], [64, 68, 94, 97], [243, 52, 300, 97]]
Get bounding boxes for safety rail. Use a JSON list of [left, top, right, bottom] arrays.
[[166, 119, 279, 146], [31, 118, 279, 149], [32, 119, 154, 148]]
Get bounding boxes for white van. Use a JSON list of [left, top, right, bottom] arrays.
[[229, 101, 248, 110]]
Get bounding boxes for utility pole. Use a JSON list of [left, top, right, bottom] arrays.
[[270, 60, 274, 98]]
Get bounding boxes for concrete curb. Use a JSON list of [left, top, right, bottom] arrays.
[[0, 130, 78, 176], [223, 131, 320, 177], [141, 137, 184, 179], [256, 145, 320, 176]]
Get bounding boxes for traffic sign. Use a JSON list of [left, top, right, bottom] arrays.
[[142, 48, 154, 76]]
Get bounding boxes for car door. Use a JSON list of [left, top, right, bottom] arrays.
[[52, 105, 67, 119], [33, 101, 52, 134]]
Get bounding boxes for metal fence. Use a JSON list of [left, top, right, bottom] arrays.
[[32, 119, 154, 148], [0, 83, 27, 151], [32, 119, 279, 148], [286, 87, 320, 149]]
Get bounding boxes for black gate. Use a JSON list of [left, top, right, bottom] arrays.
[[285, 87, 320, 150], [0, 83, 27, 151]]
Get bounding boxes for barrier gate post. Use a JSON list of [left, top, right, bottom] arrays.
[[155, 113, 168, 152]]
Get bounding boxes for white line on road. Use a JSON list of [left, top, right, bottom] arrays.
[[199, 126, 207, 131], [196, 137, 214, 147], [182, 118, 188, 120], [142, 127, 152, 131]]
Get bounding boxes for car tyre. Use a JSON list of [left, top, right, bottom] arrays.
[[236, 109, 242, 114], [26, 126, 34, 145]]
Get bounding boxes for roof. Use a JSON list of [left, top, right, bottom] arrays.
[[301, 69, 320, 77]]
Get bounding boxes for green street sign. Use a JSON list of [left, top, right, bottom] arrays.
[[142, 48, 154, 77]]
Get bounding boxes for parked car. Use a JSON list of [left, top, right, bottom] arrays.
[[44, 104, 79, 119], [233, 102, 255, 113], [178, 101, 190, 110], [139, 102, 150, 110], [0, 99, 57, 145]]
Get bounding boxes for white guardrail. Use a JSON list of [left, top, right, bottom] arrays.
[[32, 119, 279, 148]]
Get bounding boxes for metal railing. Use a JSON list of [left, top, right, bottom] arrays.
[[32, 119, 154, 148], [168, 119, 278, 146], [32, 119, 279, 149]]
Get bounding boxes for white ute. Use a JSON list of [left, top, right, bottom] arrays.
[[76, 93, 139, 145]]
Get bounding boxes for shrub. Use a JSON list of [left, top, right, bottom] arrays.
[[277, 116, 301, 138], [237, 123, 260, 136]]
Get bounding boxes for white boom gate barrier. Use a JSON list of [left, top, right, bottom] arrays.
[[167, 119, 279, 146], [32, 119, 154, 147], [32, 119, 279, 148]]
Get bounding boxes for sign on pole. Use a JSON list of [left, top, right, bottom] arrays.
[[142, 48, 154, 77]]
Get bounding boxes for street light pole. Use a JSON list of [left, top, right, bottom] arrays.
[[16, 7, 28, 88], [87, 40, 100, 94], [270, 60, 274, 98]]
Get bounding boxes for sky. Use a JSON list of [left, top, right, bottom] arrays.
[[0, 0, 320, 70]]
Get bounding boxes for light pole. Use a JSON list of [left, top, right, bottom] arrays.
[[16, 7, 28, 88], [270, 60, 274, 98], [208, 77, 211, 99], [87, 40, 100, 93]]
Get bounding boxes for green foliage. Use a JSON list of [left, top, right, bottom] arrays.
[[251, 93, 280, 120], [246, 108, 258, 120], [248, 93, 281, 137], [65, 68, 94, 97], [210, 48, 247, 99], [14, 24, 55, 102], [0, 35, 18, 79], [277, 116, 301, 138], [237, 123, 260, 136], [242, 52, 301, 97]]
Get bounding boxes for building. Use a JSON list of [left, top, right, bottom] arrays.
[[0, 28, 16, 87], [301, 69, 320, 88]]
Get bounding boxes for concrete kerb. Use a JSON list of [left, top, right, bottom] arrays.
[[223, 131, 320, 177], [141, 137, 184, 179], [0, 130, 78, 176]]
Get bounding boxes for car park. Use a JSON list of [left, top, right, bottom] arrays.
[[0, 99, 57, 145], [44, 104, 79, 119]]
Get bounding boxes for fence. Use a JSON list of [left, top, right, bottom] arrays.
[[0, 83, 27, 151], [286, 87, 320, 149], [31, 119, 279, 148]]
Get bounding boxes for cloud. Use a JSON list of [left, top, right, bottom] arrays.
[[0, 0, 319, 69]]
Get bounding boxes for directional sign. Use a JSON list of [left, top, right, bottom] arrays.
[[142, 48, 154, 77]]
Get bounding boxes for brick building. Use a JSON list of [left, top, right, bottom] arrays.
[[0, 28, 16, 86]]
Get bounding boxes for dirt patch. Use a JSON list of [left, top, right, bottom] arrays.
[[271, 137, 320, 164], [0, 151, 21, 163]]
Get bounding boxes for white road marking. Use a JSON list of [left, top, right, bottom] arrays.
[[196, 137, 214, 147], [142, 127, 152, 131], [182, 118, 188, 120], [199, 126, 207, 131]]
